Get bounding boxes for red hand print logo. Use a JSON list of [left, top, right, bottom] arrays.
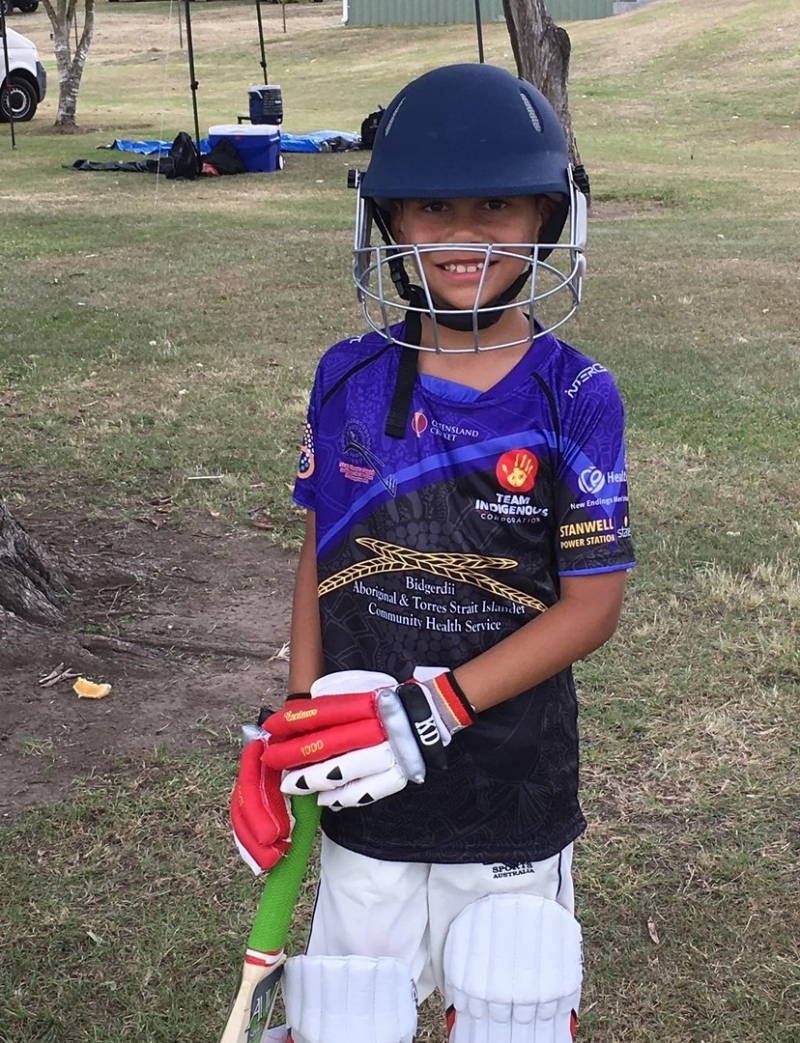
[[496, 449, 539, 493]]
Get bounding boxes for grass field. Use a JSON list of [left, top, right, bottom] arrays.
[[1, 0, 799, 1040]]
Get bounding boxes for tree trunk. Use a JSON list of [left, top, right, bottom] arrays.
[[501, 0, 591, 204], [0, 502, 70, 626], [40, 0, 96, 129], [0, 502, 147, 667]]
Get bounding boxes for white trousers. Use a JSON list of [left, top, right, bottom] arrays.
[[306, 835, 575, 1004]]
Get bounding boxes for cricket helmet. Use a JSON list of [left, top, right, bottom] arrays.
[[353, 63, 587, 352]]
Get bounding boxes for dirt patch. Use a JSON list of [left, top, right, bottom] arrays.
[[0, 512, 298, 820]]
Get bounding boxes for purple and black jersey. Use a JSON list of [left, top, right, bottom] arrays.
[[294, 323, 635, 864]]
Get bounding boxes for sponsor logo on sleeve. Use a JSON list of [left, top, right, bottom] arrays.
[[564, 362, 607, 399], [297, 421, 315, 480], [577, 467, 627, 499], [617, 514, 632, 539], [560, 517, 617, 548], [578, 467, 605, 495]]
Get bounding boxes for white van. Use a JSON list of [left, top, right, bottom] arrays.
[[1, 26, 47, 121]]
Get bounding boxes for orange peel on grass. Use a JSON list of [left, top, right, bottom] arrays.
[[72, 677, 112, 699]]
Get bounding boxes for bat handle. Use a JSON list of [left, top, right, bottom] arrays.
[[247, 794, 321, 955]]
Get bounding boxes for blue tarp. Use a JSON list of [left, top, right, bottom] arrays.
[[103, 130, 361, 155], [280, 130, 361, 152]]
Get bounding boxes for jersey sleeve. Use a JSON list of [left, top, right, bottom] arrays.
[[554, 371, 635, 576]]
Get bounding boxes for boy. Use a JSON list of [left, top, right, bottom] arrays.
[[234, 63, 634, 1042]]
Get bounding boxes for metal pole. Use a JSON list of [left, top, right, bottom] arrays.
[[474, 0, 485, 63], [0, 3, 18, 149], [182, 0, 201, 148], [255, 0, 267, 83]]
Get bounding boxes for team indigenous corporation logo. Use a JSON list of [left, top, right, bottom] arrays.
[[496, 449, 538, 493], [297, 421, 315, 480]]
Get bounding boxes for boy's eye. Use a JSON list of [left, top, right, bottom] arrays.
[[483, 199, 510, 211], [422, 201, 448, 213]]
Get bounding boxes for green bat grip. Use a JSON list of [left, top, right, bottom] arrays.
[[246, 794, 322, 954]]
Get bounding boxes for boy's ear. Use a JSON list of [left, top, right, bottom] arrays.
[[532, 194, 561, 243], [536, 195, 559, 224]]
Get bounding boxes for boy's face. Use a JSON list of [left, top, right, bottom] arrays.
[[392, 196, 549, 313]]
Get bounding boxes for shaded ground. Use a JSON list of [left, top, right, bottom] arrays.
[[0, 513, 297, 819]]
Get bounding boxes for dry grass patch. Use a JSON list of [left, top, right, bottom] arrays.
[[576, 0, 799, 77]]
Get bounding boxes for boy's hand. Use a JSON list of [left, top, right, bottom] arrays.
[[260, 673, 475, 809]]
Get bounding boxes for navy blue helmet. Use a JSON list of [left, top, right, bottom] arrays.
[[353, 63, 587, 351]]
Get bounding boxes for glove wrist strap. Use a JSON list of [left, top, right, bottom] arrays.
[[426, 671, 476, 735]]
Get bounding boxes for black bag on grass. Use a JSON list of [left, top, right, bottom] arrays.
[[360, 107, 384, 150], [203, 136, 247, 176], [165, 131, 202, 180]]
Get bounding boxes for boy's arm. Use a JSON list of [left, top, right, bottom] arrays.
[[287, 511, 324, 694], [453, 571, 628, 712]]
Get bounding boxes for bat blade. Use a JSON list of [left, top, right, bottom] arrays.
[[219, 951, 285, 1043]]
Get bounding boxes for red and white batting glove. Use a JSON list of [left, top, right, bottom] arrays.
[[261, 670, 475, 810], [230, 699, 308, 875]]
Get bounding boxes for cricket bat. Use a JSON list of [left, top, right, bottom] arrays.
[[220, 794, 321, 1043]]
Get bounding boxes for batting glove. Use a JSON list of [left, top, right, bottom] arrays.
[[230, 697, 308, 875], [261, 671, 475, 809]]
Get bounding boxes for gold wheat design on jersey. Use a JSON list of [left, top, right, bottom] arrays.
[[318, 537, 548, 614]]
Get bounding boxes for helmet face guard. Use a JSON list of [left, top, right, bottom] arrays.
[[351, 63, 588, 353], [354, 176, 587, 352]]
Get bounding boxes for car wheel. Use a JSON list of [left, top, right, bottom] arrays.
[[16, 0, 40, 11], [0, 78, 38, 121], [0, 0, 11, 16]]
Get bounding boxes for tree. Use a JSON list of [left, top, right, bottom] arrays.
[[40, 0, 96, 128], [0, 501, 71, 627], [501, 0, 590, 202], [0, 501, 138, 664]]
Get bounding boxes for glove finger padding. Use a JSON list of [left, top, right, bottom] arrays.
[[318, 763, 409, 809], [231, 735, 295, 875], [281, 743, 397, 794], [281, 742, 409, 808]]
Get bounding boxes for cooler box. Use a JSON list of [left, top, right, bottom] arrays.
[[208, 124, 281, 173], [249, 84, 284, 125]]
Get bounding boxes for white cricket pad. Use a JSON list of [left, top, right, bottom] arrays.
[[444, 894, 582, 1042], [282, 954, 418, 1043]]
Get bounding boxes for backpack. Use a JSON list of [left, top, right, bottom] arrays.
[[359, 107, 385, 150], [164, 131, 202, 180]]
